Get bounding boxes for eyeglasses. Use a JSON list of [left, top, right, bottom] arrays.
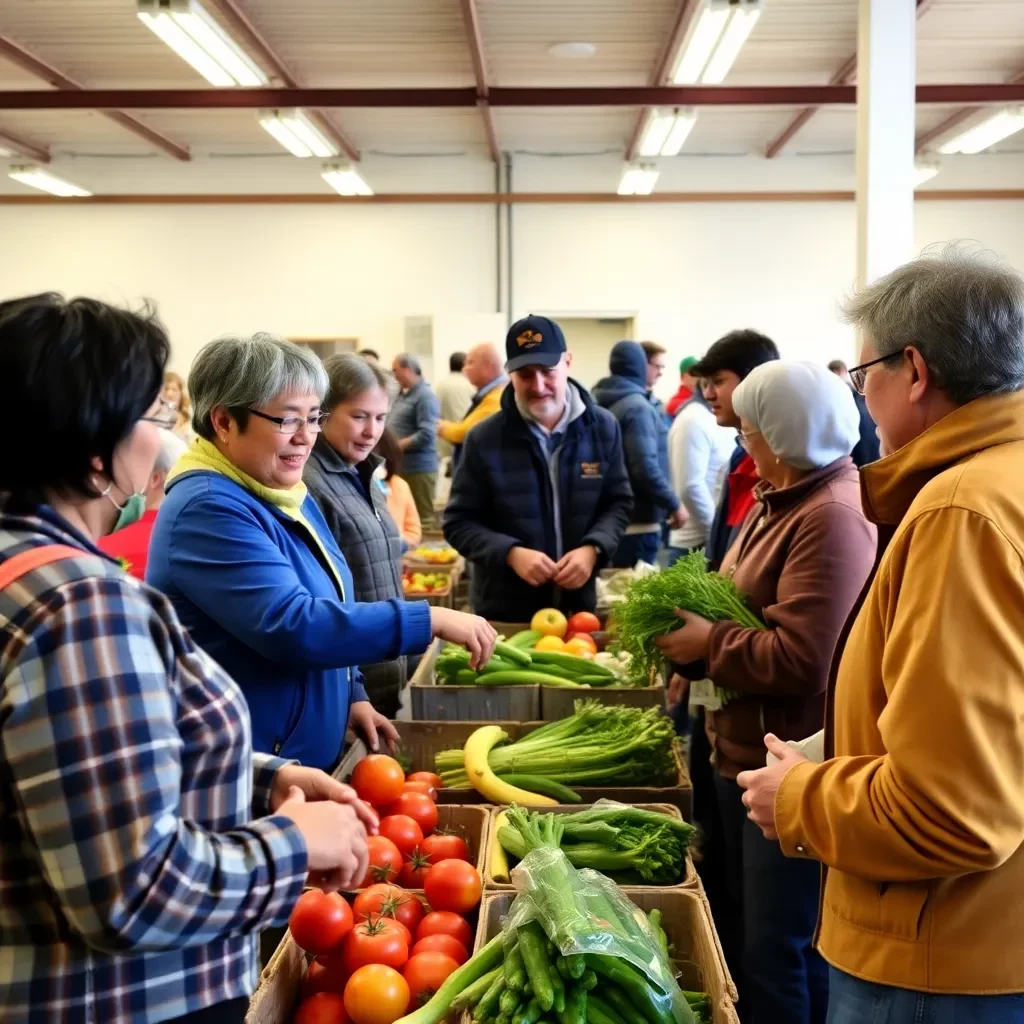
[[141, 396, 178, 426], [848, 352, 903, 395], [737, 429, 760, 450], [248, 407, 327, 435]]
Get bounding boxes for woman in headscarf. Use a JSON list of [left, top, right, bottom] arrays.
[[656, 361, 877, 1024]]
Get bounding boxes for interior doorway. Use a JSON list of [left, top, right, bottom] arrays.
[[550, 316, 637, 391]]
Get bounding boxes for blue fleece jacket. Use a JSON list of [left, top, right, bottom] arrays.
[[147, 470, 432, 770], [592, 340, 678, 524]]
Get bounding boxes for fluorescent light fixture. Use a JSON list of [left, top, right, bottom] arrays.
[[617, 163, 659, 196], [137, 0, 268, 87], [322, 162, 373, 196], [259, 110, 337, 158], [937, 107, 1024, 155], [9, 165, 92, 197], [638, 108, 698, 156], [913, 159, 940, 187], [671, 0, 763, 85], [548, 41, 598, 58]]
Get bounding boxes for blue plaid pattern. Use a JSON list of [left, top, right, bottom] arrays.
[[0, 503, 309, 1023]]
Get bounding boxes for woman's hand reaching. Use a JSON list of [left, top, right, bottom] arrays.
[[429, 607, 498, 669]]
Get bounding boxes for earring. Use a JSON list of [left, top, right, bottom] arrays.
[[776, 457, 781, 464]]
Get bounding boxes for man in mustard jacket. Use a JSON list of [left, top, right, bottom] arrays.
[[437, 342, 507, 470], [739, 246, 1024, 1023]]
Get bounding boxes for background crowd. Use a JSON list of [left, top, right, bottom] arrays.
[[1, 243, 1023, 1024]]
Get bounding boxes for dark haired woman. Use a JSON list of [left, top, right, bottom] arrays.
[[0, 293, 377, 1024]]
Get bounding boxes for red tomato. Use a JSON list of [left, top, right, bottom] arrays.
[[294, 991, 350, 1024], [402, 952, 460, 1008], [398, 850, 432, 889], [377, 815, 424, 858], [351, 754, 405, 809], [414, 911, 473, 948], [352, 884, 425, 935], [564, 632, 598, 653], [289, 890, 354, 956], [407, 771, 444, 791], [360, 835, 402, 887], [402, 780, 438, 802], [344, 964, 410, 1024], [420, 832, 469, 864], [423, 860, 481, 915], [383, 791, 438, 835], [567, 611, 601, 634], [411, 933, 468, 965], [341, 917, 409, 973], [302, 959, 348, 999]]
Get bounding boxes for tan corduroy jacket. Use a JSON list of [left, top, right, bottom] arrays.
[[776, 392, 1024, 994]]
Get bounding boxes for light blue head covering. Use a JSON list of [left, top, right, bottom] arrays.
[[732, 360, 861, 470]]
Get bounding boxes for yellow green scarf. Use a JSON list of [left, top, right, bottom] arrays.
[[167, 437, 345, 598]]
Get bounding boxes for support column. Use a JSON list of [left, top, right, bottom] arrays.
[[856, 0, 917, 287]]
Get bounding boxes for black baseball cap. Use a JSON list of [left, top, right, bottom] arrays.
[[691, 329, 780, 381], [505, 314, 567, 372]]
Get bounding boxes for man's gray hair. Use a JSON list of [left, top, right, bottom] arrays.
[[323, 352, 396, 409], [394, 353, 422, 375], [841, 244, 1024, 405], [189, 332, 329, 439]]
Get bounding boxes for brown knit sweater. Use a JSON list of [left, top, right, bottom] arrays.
[[705, 457, 876, 777]]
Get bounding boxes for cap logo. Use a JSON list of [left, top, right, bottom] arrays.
[[517, 329, 543, 348]]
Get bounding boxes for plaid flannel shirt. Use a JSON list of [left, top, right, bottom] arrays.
[[0, 503, 309, 1023]]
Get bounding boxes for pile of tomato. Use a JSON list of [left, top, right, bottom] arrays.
[[290, 755, 483, 1024]]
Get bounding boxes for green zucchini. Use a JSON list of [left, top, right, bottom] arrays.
[[528, 651, 615, 678], [507, 629, 544, 648], [452, 968, 503, 1011], [495, 774, 581, 804], [501, 989, 521, 1015], [549, 967, 565, 1014], [518, 921, 555, 1012], [561, 984, 587, 1024], [504, 943, 527, 993], [602, 986, 647, 1024], [494, 640, 533, 666], [471, 670, 582, 687], [476, 972, 508, 1021], [513, 998, 544, 1024]]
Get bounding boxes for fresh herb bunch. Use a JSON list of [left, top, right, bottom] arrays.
[[610, 549, 765, 679]]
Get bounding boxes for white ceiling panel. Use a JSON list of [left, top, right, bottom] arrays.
[[496, 107, 635, 149]]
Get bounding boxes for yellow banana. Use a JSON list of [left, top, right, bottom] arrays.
[[489, 810, 512, 883], [463, 725, 557, 806]]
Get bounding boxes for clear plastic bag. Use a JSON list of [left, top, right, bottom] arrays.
[[504, 847, 695, 1024]]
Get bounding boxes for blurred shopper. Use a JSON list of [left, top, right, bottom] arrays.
[[376, 428, 422, 547], [97, 427, 184, 580], [829, 358, 881, 466], [357, 348, 380, 363], [666, 355, 701, 418], [594, 340, 684, 566], [437, 342, 508, 470], [444, 315, 632, 622], [162, 369, 192, 440], [148, 334, 495, 771], [658, 361, 875, 1024], [665, 386, 734, 565], [435, 351, 475, 460], [640, 340, 670, 423], [0, 294, 377, 1024], [388, 353, 439, 529], [741, 250, 1024, 1024], [305, 354, 424, 718]]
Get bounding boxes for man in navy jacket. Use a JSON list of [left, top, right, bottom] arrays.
[[444, 315, 633, 622]]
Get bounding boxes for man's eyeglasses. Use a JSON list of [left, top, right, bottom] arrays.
[[248, 408, 327, 435], [141, 396, 178, 426], [848, 352, 903, 395]]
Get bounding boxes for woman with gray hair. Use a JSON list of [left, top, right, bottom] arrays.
[[147, 334, 496, 772], [657, 361, 877, 1024], [303, 354, 413, 717]]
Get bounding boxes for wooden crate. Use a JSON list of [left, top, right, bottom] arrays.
[[539, 680, 666, 719], [408, 637, 541, 722], [476, 889, 739, 1023], [334, 720, 692, 819], [483, 803, 699, 891]]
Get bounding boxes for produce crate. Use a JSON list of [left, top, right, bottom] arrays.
[[476, 889, 739, 1023], [539, 679, 666, 719], [408, 636, 542, 722], [483, 803, 699, 891], [336, 721, 692, 819]]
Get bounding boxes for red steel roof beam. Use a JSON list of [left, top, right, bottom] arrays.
[[625, 0, 702, 161], [0, 127, 49, 162], [766, 0, 932, 159], [0, 33, 189, 160], [916, 66, 1024, 153], [459, 0, 500, 163], [204, 0, 359, 162]]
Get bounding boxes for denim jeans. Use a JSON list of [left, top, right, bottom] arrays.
[[828, 967, 1024, 1023], [715, 773, 828, 1024], [611, 531, 661, 568]]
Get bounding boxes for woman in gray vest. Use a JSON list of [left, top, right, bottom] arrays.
[[303, 353, 416, 716]]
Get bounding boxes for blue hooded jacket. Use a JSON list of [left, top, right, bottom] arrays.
[[147, 470, 432, 770], [592, 340, 678, 524]]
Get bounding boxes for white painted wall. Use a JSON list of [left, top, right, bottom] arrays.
[[0, 152, 1021, 394]]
